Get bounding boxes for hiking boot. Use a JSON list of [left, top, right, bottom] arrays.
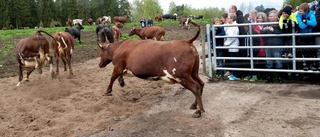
[[243, 76, 251, 81], [303, 65, 309, 71], [310, 64, 317, 71], [249, 75, 258, 82], [229, 75, 240, 81], [281, 53, 288, 58], [278, 76, 284, 83], [265, 73, 273, 83], [224, 71, 231, 76]]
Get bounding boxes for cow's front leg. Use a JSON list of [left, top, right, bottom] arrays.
[[106, 68, 123, 96]]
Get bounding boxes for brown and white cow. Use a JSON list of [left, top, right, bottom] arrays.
[[112, 25, 121, 42], [15, 30, 60, 86], [128, 26, 165, 41], [98, 21, 204, 118], [179, 17, 192, 30], [50, 32, 75, 76], [113, 15, 127, 24]]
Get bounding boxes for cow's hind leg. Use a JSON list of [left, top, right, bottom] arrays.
[[26, 68, 35, 82], [190, 55, 205, 110], [55, 56, 60, 75], [180, 77, 205, 118], [67, 57, 73, 75], [62, 58, 67, 71], [17, 65, 24, 86]]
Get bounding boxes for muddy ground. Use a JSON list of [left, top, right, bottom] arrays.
[[1, 24, 320, 137]]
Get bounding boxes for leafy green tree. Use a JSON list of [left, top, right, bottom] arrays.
[[283, 0, 313, 8], [131, 0, 162, 22]]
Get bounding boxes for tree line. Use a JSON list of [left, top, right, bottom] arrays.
[[0, 0, 130, 28], [2, 0, 306, 29]]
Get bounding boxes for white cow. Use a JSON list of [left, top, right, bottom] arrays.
[[73, 19, 83, 26], [102, 16, 112, 25]]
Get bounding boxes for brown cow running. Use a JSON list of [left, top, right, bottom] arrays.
[[128, 26, 165, 41], [15, 30, 61, 86], [98, 21, 204, 118], [50, 32, 75, 76]]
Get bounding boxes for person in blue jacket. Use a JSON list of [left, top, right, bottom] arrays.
[[296, 2, 317, 71]]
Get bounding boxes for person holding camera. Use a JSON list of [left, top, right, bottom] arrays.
[[296, 2, 317, 72]]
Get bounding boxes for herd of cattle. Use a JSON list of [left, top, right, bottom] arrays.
[[13, 14, 205, 117]]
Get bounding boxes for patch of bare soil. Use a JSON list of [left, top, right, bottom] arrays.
[[1, 24, 320, 137]]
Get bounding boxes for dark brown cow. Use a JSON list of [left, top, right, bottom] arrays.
[[66, 18, 72, 27], [128, 26, 165, 41], [50, 32, 75, 76], [87, 18, 94, 25], [112, 25, 122, 42], [10, 24, 14, 30], [179, 17, 192, 30], [154, 14, 163, 22], [15, 30, 60, 86], [98, 21, 204, 118], [113, 15, 127, 24]]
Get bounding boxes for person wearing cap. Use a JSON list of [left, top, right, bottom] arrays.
[[296, 2, 317, 72], [279, 5, 298, 59]]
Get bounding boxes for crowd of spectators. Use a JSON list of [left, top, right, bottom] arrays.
[[210, 1, 320, 83]]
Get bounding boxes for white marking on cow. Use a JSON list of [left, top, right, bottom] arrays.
[[123, 69, 135, 77], [161, 69, 181, 83], [185, 18, 189, 27], [61, 35, 67, 49], [173, 57, 177, 62], [172, 68, 176, 75]]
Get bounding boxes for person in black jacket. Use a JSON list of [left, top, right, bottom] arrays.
[[313, 5, 320, 70], [261, 10, 285, 83]]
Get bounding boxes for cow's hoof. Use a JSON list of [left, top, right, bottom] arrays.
[[51, 72, 56, 78], [192, 110, 201, 118], [105, 92, 113, 96], [119, 81, 125, 87], [190, 103, 197, 110], [37, 69, 43, 74]]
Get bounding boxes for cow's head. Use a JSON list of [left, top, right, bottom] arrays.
[[76, 24, 84, 30], [98, 43, 112, 68], [128, 27, 136, 36]]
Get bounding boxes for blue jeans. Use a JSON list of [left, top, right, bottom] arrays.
[[266, 49, 283, 69], [216, 50, 224, 75]]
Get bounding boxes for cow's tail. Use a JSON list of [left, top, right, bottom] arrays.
[[36, 30, 61, 48], [186, 21, 201, 44]]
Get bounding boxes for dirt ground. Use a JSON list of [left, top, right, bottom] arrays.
[[1, 24, 320, 137]]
